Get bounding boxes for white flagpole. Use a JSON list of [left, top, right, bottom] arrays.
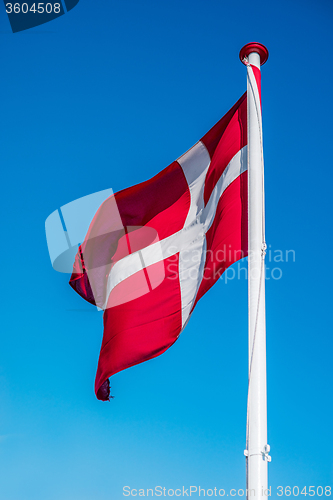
[[239, 42, 270, 499]]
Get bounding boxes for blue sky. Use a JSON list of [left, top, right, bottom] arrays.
[[0, 0, 332, 499]]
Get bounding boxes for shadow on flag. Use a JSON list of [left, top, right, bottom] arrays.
[[3, 0, 80, 33]]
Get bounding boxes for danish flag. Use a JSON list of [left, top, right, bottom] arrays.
[[70, 92, 248, 400]]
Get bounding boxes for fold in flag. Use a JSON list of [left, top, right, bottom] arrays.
[[70, 92, 248, 400]]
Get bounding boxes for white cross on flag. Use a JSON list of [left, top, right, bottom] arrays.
[[70, 89, 252, 400]]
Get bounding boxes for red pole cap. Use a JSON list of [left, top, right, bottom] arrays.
[[239, 42, 269, 66]]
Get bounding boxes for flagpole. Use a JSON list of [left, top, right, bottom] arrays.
[[239, 43, 270, 499]]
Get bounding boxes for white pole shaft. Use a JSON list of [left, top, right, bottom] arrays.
[[247, 51, 268, 498]]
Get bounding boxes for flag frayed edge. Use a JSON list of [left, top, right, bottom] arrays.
[[97, 379, 114, 401]]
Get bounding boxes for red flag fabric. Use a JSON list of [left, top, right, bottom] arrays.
[[70, 93, 248, 401]]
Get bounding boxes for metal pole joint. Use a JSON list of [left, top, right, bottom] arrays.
[[244, 445, 271, 462]]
